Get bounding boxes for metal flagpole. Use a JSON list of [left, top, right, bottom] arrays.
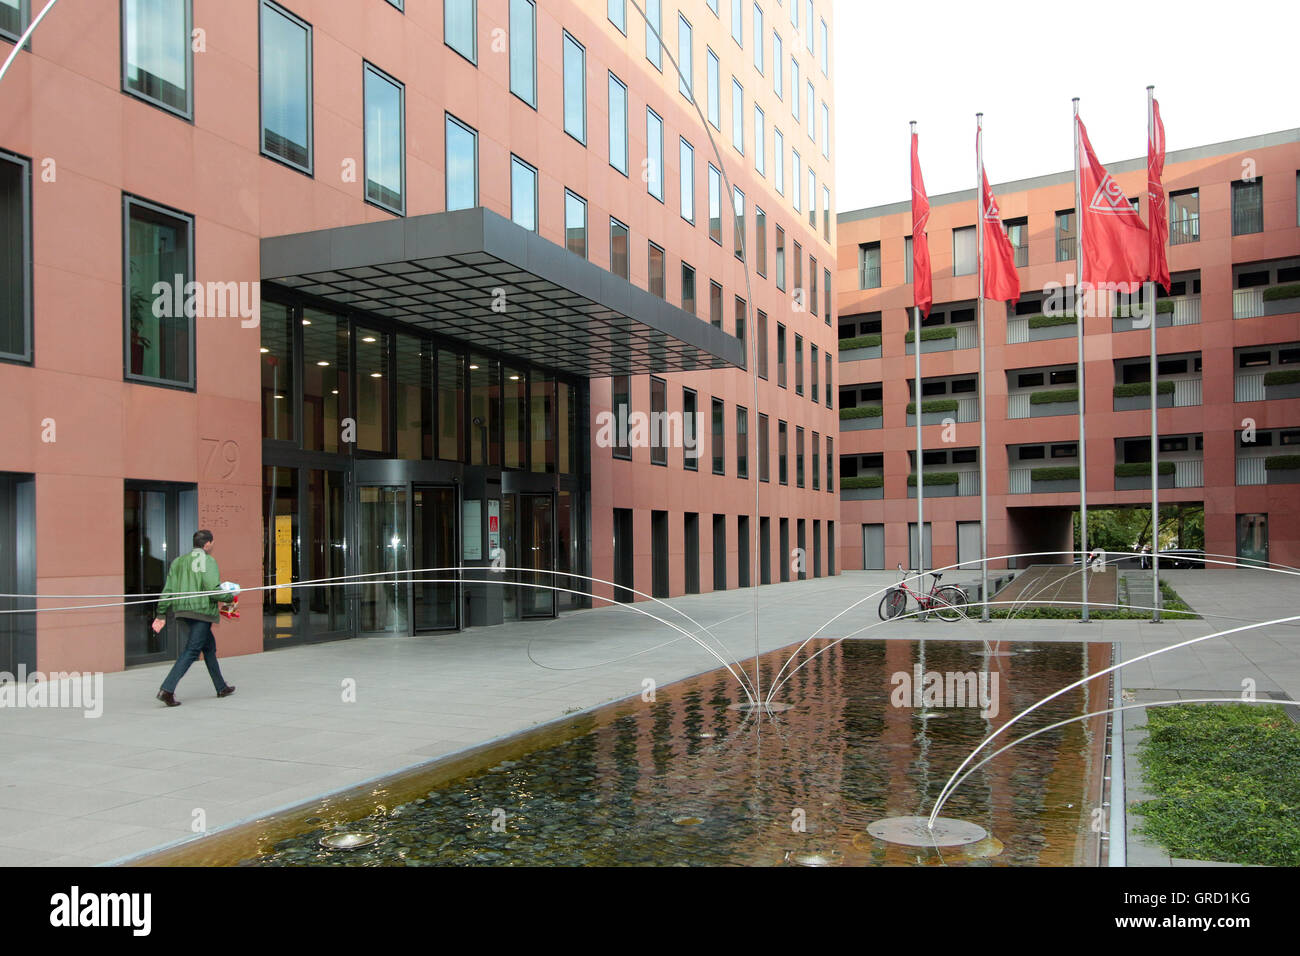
[[912, 120, 925, 598], [977, 113, 990, 622], [1148, 85, 1162, 623], [1073, 98, 1091, 623]]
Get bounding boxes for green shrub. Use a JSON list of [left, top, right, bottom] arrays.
[[1026, 312, 1077, 329], [905, 399, 959, 415], [1264, 455, 1300, 471], [907, 472, 959, 487], [840, 405, 883, 419], [1029, 388, 1078, 405], [841, 475, 884, 489], [1263, 369, 1300, 387], [1262, 283, 1300, 302], [1113, 380, 1175, 397], [1030, 466, 1080, 482], [839, 334, 882, 350], [904, 326, 958, 343], [1115, 461, 1174, 477]]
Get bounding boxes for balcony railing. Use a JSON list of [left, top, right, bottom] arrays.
[[1237, 457, 1267, 485], [1012, 244, 1028, 268], [1235, 370, 1267, 403], [1007, 393, 1031, 419], [954, 396, 980, 423], [1008, 468, 1032, 494], [859, 263, 881, 290], [1169, 218, 1200, 245], [953, 324, 979, 350], [1169, 294, 1201, 326], [1007, 315, 1029, 345], [1173, 378, 1202, 407], [1234, 288, 1264, 319], [1174, 458, 1204, 488], [957, 471, 981, 496], [1056, 236, 1076, 262]]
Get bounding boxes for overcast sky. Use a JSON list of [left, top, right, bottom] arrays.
[[832, 0, 1300, 212]]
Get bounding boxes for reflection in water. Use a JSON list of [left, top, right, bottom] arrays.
[[242, 640, 1108, 867]]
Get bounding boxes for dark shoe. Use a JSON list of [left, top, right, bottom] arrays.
[[156, 690, 181, 707], [217, 685, 236, 698]]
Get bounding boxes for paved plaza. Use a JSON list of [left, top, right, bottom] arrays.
[[0, 568, 1296, 866]]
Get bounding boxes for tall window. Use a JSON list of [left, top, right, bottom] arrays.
[[260, 1, 312, 173], [1, 151, 32, 363], [904, 236, 913, 283], [444, 0, 476, 62], [563, 32, 586, 144], [1055, 210, 1075, 262], [809, 258, 818, 317], [709, 281, 723, 329], [731, 78, 744, 153], [736, 406, 749, 478], [823, 266, 832, 325], [775, 224, 786, 290], [565, 190, 587, 258], [952, 225, 976, 276], [812, 431, 820, 490], [612, 375, 631, 459], [756, 309, 768, 379], [681, 262, 697, 314], [609, 217, 629, 277], [683, 388, 698, 471], [650, 377, 667, 465], [734, 296, 746, 348], [796, 426, 805, 487], [677, 15, 693, 98], [794, 333, 803, 395], [645, 0, 662, 70], [752, 3, 764, 72], [0, 0, 29, 44], [773, 32, 783, 98], [820, 102, 830, 159], [122, 0, 192, 118], [791, 58, 800, 120], [773, 127, 784, 194], [707, 48, 721, 129], [754, 105, 766, 176], [363, 63, 404, 214], [804, 0, 814, 50], [858, 241, 881, 289], [648, 242, 665, 298], [1232, 179, 1263, 236], [790, 0, 798, 27], [712, 398, 725, 475], [1004, 217, 1028, 265], [125, 195, 194, 387], [806, 81, 815, 142], [708, 164, 722, 244], [808, 167, 816, 226], [608, 73, 628, 175], [733, 186, 746, 260], [647, 108, 665, 201], [777, 322, 787, 387], [810, 343, 819, 404], [444, 114, 478, 211], [758, 412, 770, 481], [509, 0, 536, 106], [792, 150, 802, 211], [1169, 188, 1199, 245], [607, 0, 625, 33], [680, 138, 695, 223], [819, 18, 828, 73], [730, 0, 743, 44], [510, 155, 537, 231], [755, 207, 767, 277], [825, 351, 832, 405], [778, 420, 788, 484], [823, 185, 831, 240]]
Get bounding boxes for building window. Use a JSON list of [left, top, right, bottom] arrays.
[[363, 63, 405, 214], [122, 0, 192, 119], [904, 236, 913, 283], [1169, 188, 1199, 245], [612, 375, 631, 459], [650, 377, 667, 465], [812, 431, 820, 490], [124, 195, 194, 388], [775, 224, 786, 290], [712, 398, 725, 475], [808, 167, 816, 227], [0, 151, 32, 363], [776, 322, 787, 387], [259, 1, 312, 173], [607, 0, 625, 33], [805, 0, 814, 50], [608, 73, 628, 175], [444, 113, 478, 211], [444, 0, 476, 62], [648, 242, 665, 298], [752, 3, 764, 71], [755, 207, 767, 277], [820, 102, 829, 159], [757, 309, 768, 379], [509, 0, 536, 106], [647, 108, 664, 201], [754, 104, 766, 176], [758, 412, 770, 482], [779, 420, 788, 484], [796, 426, 805, 487], [563, 32, 586, 144], [810, 255, 818, 315], [731, 0, 743, 45], [565, 190, 587, 258], [773, 127, 785, 195], [1232, 179, 1263, 235], [737, 406, 749, 478], [811, 343, 819, 404], [677, 15, 692, 98], [792, 150, 802, 211], [735, 296, 746, 348], [731, 78, 744, 154], [1055, 210, 1075, 262], [952, 225, 976, 276], [1004, 217, 1028, 266], [683, 388, 699, 470], [680, 138, 695, 223], [791, 57, 800, 120], [681, 262, 696, 314], [0, 0, 29, 44], [510, 155, 537, 231], [709, 281, 723, 329], [795, 333, 804, 395], [645, 0, 662, 69], [708, 164, 722, 244], [825, 351, 832, 406], [806, 81, 815, 142], [794, 240, 803, 303], [823, 185, 831, 241], [609, 217, 628, 277], [826, 438, 834, 493], [733, 186, 746, 260], [819, 18, 828, 73], [824, 267, 832, 325], [707, 48, 721, 129]]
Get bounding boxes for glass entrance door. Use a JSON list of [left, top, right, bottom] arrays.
[[1236, 513, 1268, 567], [520, 493, 555, 618], [413, 485, 459, 630], [124, 482, 196, 666], [358, 485, 409, 633]]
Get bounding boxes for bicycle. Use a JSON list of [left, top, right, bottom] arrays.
[[879, 564, 968, 622]]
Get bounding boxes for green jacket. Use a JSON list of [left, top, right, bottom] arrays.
[[156, 548, 222, 622]]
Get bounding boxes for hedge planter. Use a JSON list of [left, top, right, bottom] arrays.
[[1265, 456, 1300, 484], [905, 337, 956, 355], [908, 483, 958, 498], [1114, 392, 1174, 411], [1031, 479, 1078, 494], [1115, 473, 1174, 490], [905, 400, 959, 427], [907, 411, 957, 426], [1111, 300, 1175, 331], [842, 415, 884, 431], [1031, 401, 1078, 418], [840, 345, 882, 362], [1263, 371, 1300, 400], [1262, 285, 1300, 317], [841, 486, 885, 500], [1028, 322, 1076, 342]]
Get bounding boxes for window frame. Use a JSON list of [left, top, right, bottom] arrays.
[[258, 0, 314, 176], [679, 137, 695, 224], [362, 60, 406, 216], [120, 0, 194, 121], [646, 106, 665, 201], [444, 112, 479, 212], [510, 154, 538, 232], [508, 0, 537, 108], [443, 0, 477, 64], [0, 149, 33, 365], [122, 192, 196, 391], [0, 0, 30, 46], [608, 72, 629, 176], [562, 30, 587, 146], [565, 189, 588, 259], [677, 14, 693, 99]]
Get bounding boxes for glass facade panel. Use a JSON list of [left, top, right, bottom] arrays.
[[395, 332, 429, 460], [123, 0, 191, 116], [301, 308, 348, 453], [445, 114, 478, 211], [261, 301, 294, 441], [509, 0, 536, 106], [364, 64, 404, 213], [125, 197, 192, 386], [531, 373, 556, 473], [437, 348, 465, 462], [355, 327, 391, 453], [0, 151, 30, 361], [504, 366, 526, 470], [470, 355, 501, 466], [260, 1, 312, 171]]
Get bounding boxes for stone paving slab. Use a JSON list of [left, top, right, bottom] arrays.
[[0, 569, 1295, 866]]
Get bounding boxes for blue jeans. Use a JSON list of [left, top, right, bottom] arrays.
[[160, 618, 229, 694]]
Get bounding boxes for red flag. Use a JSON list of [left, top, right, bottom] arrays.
[[981, 168, 1020, 303], [1147, 98, 1170, 293], [1077, 115, 1149, 289], [910, 132, 932, 317]]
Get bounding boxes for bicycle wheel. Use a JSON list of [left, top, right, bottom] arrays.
[[879, 588, 907, 621], [932, 586, 968, 622]]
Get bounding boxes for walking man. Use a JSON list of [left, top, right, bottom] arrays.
[[154, 530, 236, 706]]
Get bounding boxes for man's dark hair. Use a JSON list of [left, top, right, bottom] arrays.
[[194, 530, 214, 549]]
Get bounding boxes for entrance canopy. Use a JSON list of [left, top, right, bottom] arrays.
[[261, 207, 744, 377]]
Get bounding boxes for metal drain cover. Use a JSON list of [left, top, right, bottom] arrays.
[[866, 816, 988, 847]]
